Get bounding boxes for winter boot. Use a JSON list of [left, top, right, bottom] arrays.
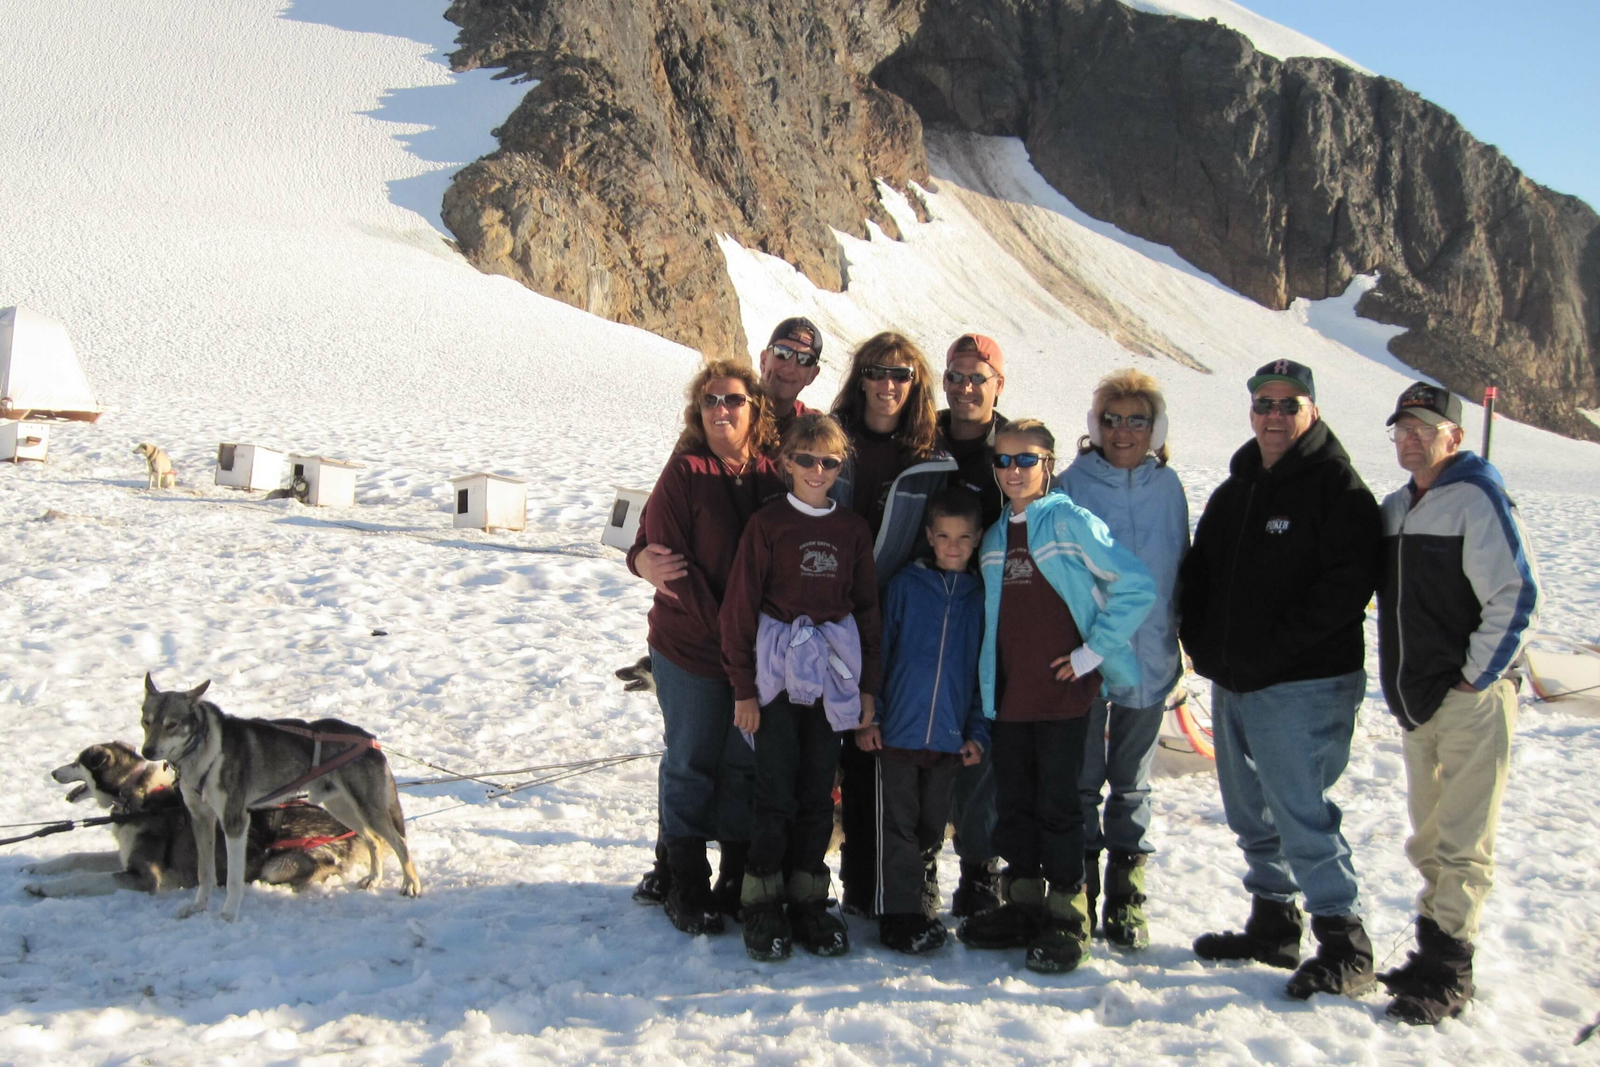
[[1382, 916, 1475, 1025], [711, 841, 750, 922], [787, 870, 850, 957], [1286, 913, 1376, 1000], [1084, 851, 1102, 937], [921, 848, 942, 920], [1102, 851, 1149, 950], [951, 858, 1002, 919], [632, 834, 671, 905], [1194, 895, 1303, 970], [1026, 883, 1092, 973], [957, 871, 1045, 949], [880, 912, 949, 955], [662, 836, 724, 936], [740, 871, 792, 962]]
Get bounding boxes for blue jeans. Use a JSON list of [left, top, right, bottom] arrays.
[[1211, 670, 1365, 917], [1078, 697, 1164, 855], [651, 648, 754, 842]]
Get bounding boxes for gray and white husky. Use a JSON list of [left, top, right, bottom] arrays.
[[24, 740, 362, 897], [139, 674, 422, 920]]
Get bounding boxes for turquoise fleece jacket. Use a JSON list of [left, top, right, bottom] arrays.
[[978, 489, 1156, 719]]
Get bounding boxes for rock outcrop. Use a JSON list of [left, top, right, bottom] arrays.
[[444, 0, 1600, 440]]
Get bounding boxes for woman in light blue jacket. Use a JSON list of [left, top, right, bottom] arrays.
[[1056, 368, 1189, 952]]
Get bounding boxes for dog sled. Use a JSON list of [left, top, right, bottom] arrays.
[[1524, 634, 1600, 719]]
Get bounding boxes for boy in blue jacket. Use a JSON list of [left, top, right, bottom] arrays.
[[858, 487, 989, 954]]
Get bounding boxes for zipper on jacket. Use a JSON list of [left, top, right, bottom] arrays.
[[1219, 482, 1256, 683], [1393, 494, 1419, 728], [926, 571, 954, 746]]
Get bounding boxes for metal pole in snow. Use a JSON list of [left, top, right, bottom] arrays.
[[1482, 386, 1497, 462]]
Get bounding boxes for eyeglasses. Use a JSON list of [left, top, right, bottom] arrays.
[[1100, 413, 1153, 431], [944, 369, 996, 388], [765, 344, 820, 368], [700, 392, 751, 410], [861, 364, 914, 383], [788, 453, 843, 470], [1251, 397, 1306, 416], [1388, 423, 1449, 443], [992, 452, 1050, 469]]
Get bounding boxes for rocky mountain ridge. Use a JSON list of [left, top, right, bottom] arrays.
[[442, 0, 1600, 440]]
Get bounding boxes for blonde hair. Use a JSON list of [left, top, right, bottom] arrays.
[[780, 412, 852, 461], [673, 358, 778, 455], [995, 417, 1058, 482], [829, 332, 940, 460], [1077, 367, 1170, 465]]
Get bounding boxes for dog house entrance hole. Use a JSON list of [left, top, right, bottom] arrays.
[[217, 444, 236, 471], [457, 488, 469, 514], [610, 498, 632, 529], [293, 462, 305, 478]]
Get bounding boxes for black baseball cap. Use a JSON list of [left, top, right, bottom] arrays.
[[1386, 381, 1463, 427], [1247, 359, 1316, 401], [767, 317, 822, 357]]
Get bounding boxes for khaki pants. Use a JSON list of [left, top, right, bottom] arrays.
[[1402, 679, 1518, 941]]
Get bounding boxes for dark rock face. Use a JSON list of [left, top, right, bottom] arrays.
[[876, 0, 1600, 438], [442, 0, 1599, 439], [440, 0, 927, 359]]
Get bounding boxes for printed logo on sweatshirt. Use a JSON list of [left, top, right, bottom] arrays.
[[799, 540, 840, 577], [1004, 548, 1036, 584], [1265, 516, 1291, 535]]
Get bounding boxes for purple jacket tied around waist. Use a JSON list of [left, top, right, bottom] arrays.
[[750, 613, 863, 740]]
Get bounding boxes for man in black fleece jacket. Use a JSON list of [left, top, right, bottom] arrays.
[[1179, 360, 1382, 1002]]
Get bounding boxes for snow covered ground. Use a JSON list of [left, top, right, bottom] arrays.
[[1, 0, 1597, 1063]]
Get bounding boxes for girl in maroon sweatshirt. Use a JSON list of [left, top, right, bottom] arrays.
[[721, 413, 880, 962]]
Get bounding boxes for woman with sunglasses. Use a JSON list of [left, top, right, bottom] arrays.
[[1056, 369, 1189, 951], [636, 359, 786, 938], [826, 332, 957, 916], [957, 418, 1154, 974], [719, 413, 880, 960]]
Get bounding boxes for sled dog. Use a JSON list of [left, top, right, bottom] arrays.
[[23, 741, 362, 897], [133, 442, 177, 489], [139, 674, 422, 920]]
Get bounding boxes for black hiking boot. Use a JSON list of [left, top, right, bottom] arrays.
[[632, 834, 671, 905], [1102, 851, 1149, 950], [957, 872, 1044, 949], [880, 912, 948, 955], [1084, 850, 1101, 937], [1286, 913, 1376, 1000], [711, 841, 749, 922], [1026, 883, 1091, 974], [788, 871, 849, 957], [662, 836, 724, 936], [1194, 895, 1303, 970], [741, 871, 791, 961], [1382, 916, 1475, 1025], [951, 858, 1002, 919], [921, 848, 942, 920]]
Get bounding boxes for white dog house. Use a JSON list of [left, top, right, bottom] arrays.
[[215, 442, 284, 491], [289, 454, 361, 508], [1, 420, 49, 462], [451, 472, 526, 531], [0, 306, 102, 423], [601, 486, 650, 551]]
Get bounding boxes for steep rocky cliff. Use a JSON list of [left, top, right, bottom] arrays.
[[443, 0, 1600, 440]]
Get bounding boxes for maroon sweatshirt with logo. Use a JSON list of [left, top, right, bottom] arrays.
[[720, 497, 882, 702]]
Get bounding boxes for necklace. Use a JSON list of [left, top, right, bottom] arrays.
[[717, 452, 750, 485]]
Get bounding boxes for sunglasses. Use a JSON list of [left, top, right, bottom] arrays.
[[944, 369, 996, 388], [861, 364, 914, 383], [765, 344, 821, 368], [1100, 412, 1153, 431], [1388, 423, 1447, 443], [1251, 397, 1306, 416], [992, 452, 1050, 469], [788, 453, 843, 470], [700, 392, 751, 410]]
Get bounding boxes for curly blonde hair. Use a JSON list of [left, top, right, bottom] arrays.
[[1077, 367, 1170, 466], [673, 358, 778, 455], [828, 332, 939, 460]]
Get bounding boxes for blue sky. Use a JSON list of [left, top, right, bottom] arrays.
[[1243, 0, 1600, 211]]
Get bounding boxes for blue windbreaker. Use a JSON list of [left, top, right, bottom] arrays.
[[878, 561, 990, 754], [1057, 450, 1189, 708], [978, 489, 1156, 718]]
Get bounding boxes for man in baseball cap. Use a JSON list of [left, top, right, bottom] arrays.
[[1384, 380, 1462, 428], [761, 317, 825, 436]]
